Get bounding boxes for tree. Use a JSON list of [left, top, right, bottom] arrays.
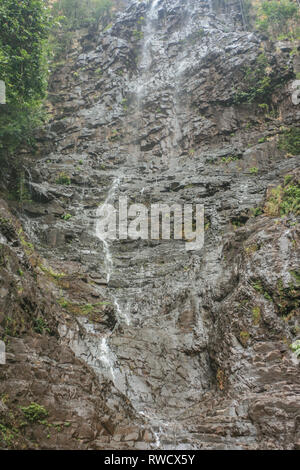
[[0, 0, 51, 106], [0, 0, 52, 154]]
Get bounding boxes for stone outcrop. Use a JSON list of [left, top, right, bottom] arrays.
[[0, 0, 299, 449]]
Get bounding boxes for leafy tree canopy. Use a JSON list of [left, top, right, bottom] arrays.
[[0, 0, 52, 154], [0, 0, 51, 107]]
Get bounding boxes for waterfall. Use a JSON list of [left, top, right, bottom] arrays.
[[100, 337, 116, 381], [140, 0, 165, 78], [134, 0, 184, 169], [96, 177, 120, 284], [135, 0, 163, 157], [95, 177, 130, 326], [94, 177, 130, 382]]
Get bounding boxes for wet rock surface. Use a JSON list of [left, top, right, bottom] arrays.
[[0, 0, 299, 449], [0, 199, 150, 449]]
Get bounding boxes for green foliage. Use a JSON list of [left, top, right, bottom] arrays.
[[251, 207, 263, 217], [49, 1, 118, 66], [109, 128, 119, 141], [256, 0, 299, 38], [58, 297, 69, 308], [290, 270, 300, 286], [39, 264, 65, 280], [252, 280, 273, 302], [258, 103, 269, 113], [264, 177, 300, 217], [233, 53, 275, 104], [0, 0, 118, 158], [21, 403, 48, 423], [252, 306, 261, 325], [278, 128, 300, 156], [264, 291, 272, 301], [132, 29, 144, 40], [137, 16, 145, 25], [252, 280, 264, 293], [290, 340, 300, 357], [0, 103, 47, 154], [242, 0, 299, 39], [220, 155, 239, 164], [50, 30, 73, 62], [0, 0, 52, 154], [33, 317, 50, 335], [0, 0, 51, 105], [57, 298, 111, 316], [52, 0, 114, 30], [284, 174, 293, 185], [0, 423, 17, 447], [56, 172, 71, 185], [280, 184, 300, 215], [240, 330, 250, 346], [62, 213, 72, 221]]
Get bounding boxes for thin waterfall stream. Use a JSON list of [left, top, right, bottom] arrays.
[[95, 177, 130, 326], [18, 0, 210, 450], [91, 0, 199, 448], [93, 0, 166, 385], [94, 176, 130, 383]]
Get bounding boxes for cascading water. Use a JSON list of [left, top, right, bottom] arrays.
[[133, 0, 186, 169], [102, 0, 202, 448], [95, 177, 130, 326], [99, 337, 116, 381], [139, 0, 162, 71], [94, 176, 131, 378], [96, 177, 120, 284], [24, 0, 217, 450], [80, 2, 190, 445], [134, 0, 168, 165]]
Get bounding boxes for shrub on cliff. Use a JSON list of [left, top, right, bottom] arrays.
[[244, 0, 299, 39], [233, 53, 274, 104], [264, 174, 300, 217], [256, 0, 299, 38], [21, 403, 48, 423]]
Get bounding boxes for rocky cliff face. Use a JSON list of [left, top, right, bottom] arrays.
[[0, 0, 299, 449]]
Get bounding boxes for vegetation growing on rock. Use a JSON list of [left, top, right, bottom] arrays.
[[278, 127, 300, 156], [255, 0, 299, 38], [21, 403, 48, 423], [264, 175, 300, 216], [0, 0, 124, 156], [244, 0, 299, 39]]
